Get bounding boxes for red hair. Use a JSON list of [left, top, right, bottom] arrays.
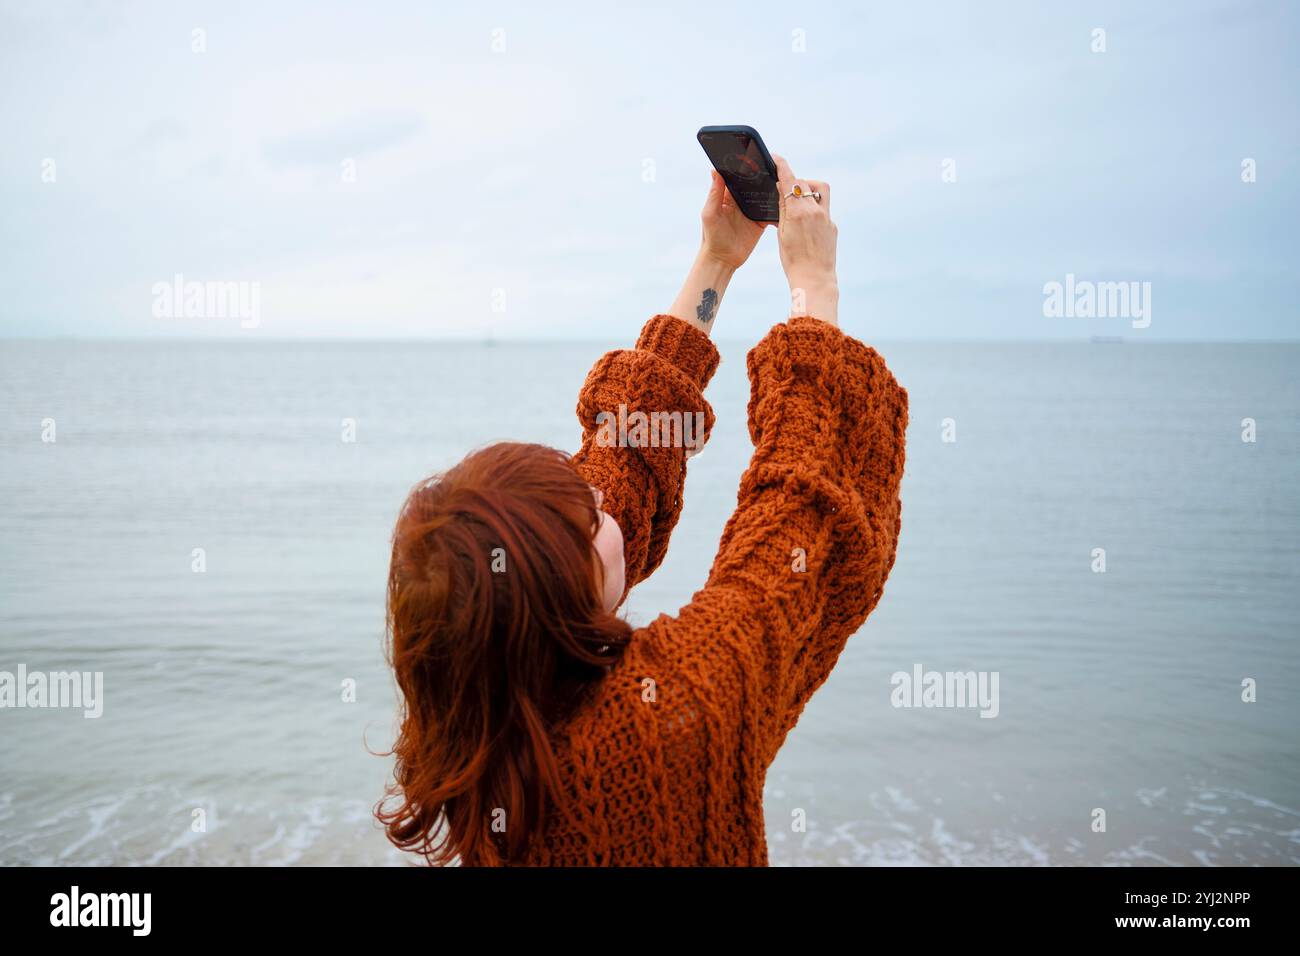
[[377, 441, 632, 865]]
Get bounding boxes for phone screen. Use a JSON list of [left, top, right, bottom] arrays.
[[697, 128, 780, 223]]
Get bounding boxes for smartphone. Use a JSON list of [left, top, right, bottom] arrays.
[[696, 125, 780, 223]]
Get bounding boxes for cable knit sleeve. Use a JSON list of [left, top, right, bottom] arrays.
[[571, 314, 720, 602], [644, 316, 907, 764]]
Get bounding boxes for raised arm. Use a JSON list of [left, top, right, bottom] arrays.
[[637, 156, 907, 758], [571, 314, 718, 601], [571, 170, 768, 604], [706, 318, 906, 745]]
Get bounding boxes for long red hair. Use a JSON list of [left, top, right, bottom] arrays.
[[377, 441, 632, 865]]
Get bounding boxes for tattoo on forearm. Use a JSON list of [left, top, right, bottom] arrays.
[[697, 288, 719, 326]]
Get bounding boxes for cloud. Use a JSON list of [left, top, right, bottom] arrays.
[[0, 0, 1296, 340], [261, 114, 425, 168]]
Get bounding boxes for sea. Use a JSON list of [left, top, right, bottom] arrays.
[[1, 338, 1297, 865]]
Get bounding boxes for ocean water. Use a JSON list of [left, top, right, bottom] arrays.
[[1, 338, 1297, 866]]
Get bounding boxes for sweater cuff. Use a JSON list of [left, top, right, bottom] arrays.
[[636, 314, 721, 390], [782, 315, 846, 367]]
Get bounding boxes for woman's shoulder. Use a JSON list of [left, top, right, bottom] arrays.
[[556, 609, 717, 739]]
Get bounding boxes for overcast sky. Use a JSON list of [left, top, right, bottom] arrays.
[[1, 0, 1296, 340]]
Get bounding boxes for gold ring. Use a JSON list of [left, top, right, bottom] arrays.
[[785, 184, 822, 202]]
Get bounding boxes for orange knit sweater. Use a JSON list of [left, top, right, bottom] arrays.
[[527, 313, 907, 866]]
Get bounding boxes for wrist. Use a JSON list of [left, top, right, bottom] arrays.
[[695, 249, 738, 283], [788, 277, 839, 325], [787, 271, 837, 296], [667, 253, 735, 336]]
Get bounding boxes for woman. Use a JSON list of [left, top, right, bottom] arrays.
[[379, 155, 908, 865]]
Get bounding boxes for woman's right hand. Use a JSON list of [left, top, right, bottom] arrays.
[[773, 154, 839, 326]]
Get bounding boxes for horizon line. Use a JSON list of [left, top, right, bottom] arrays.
[[2, 335, 1297, 346]]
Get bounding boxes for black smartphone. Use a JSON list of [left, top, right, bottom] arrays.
[[696, 125, 780, 223]]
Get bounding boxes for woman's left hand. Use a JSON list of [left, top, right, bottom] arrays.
[[699, 170, 769, 270]]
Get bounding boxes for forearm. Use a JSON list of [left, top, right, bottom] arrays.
[[667, 252, 736, 336], [702, 318, 905, 733]]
